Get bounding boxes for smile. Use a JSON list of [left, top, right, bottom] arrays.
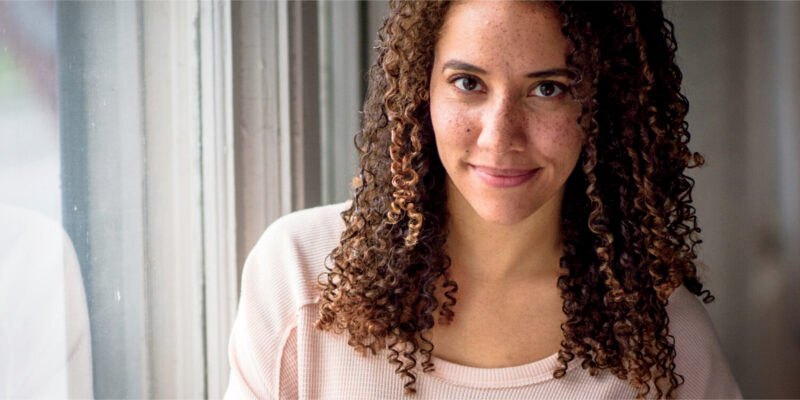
[[469, 165, 540, 188]]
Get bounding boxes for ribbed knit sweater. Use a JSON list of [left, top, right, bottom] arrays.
[[225, 202, 742, 399]]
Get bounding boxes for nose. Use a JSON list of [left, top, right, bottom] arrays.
[[477, 95, 527, 154]]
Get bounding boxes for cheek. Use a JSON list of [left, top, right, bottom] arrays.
[[431, 103, 479, 155], [534, 116, 584, 164]]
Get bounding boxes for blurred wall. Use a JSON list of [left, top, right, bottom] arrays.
[[667, 2, 800, 397]]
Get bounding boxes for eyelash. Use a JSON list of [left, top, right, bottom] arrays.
[[448, 75, 567, 99]]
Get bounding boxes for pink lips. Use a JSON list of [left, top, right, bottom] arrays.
[[470, 165, 540, 188]]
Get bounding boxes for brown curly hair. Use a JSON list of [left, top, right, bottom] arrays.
[[315, 1, 713, 398]]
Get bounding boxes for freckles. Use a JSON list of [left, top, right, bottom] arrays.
[[550, 119, 581, 144], [534, 117, 583, 154], [562, 122, 585, 147]]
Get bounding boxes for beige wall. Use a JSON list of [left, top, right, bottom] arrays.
[[667, 2, 800, 397]]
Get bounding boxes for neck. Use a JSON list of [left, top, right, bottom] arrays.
[[445, 182, 566, 285]]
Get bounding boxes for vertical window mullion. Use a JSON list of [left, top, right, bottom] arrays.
[[140, 0, 206, 397], [198, 0, 237, 397], [58, 1, 210, 397], [57, 2, 148, 397], [232, 1, 284, 281], [233, 0, 323, 276]]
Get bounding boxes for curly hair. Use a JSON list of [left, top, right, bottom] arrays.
[[315, 1, 713, 398]]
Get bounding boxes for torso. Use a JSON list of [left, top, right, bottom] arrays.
[[428, 273, 567, 368]]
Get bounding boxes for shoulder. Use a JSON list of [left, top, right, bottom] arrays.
[[242, 201, 349, 308], [666, 285, 742, 398], [260, 201, 349, 246], [226, 201, 349, 398]]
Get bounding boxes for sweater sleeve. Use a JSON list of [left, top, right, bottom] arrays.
[[225, 204, 344, 399], [668, 286, 742, 399], [224, 215, 311, 400]]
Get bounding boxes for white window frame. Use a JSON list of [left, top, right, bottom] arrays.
[[58, 0, 387, 397], [199, 1, 237, 397], [58, 1, 237, 397]]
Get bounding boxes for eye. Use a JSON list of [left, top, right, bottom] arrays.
[[451, 76, 484, 92], [531, 81, 566, 98]]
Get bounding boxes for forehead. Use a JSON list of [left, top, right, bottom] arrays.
[[435, 1, 569, 71]]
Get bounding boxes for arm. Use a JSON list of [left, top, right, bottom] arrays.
[[224, 212, 318, 400], [667, 285, 742, 399]]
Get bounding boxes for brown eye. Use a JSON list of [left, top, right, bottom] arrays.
[[453, 76, 483, 92], [531, 81, 565, 98]]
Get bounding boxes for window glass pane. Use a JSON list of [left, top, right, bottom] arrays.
[[0, 1, 93, 397], [3, 1, 212, 397]]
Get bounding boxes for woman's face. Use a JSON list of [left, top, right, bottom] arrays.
[[429, 1, 583, 225]]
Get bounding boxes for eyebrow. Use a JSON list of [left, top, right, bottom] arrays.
[[441, 59, 573, 79]]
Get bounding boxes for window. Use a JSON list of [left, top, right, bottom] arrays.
[[2, 1, 236, 397], [1, 0, 375, 396]]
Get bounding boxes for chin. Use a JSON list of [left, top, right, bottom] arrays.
[[468, 197, 545, 226]]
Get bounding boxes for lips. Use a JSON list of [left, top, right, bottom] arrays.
[[469, 164, 540, 188]]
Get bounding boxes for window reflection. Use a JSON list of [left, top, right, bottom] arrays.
[[0, 1, 92, 397]]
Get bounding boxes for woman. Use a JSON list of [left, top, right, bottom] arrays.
[[226, 1, 741, 398]]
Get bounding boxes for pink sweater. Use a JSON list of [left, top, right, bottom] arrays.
[[225, 203, 742, 399]]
